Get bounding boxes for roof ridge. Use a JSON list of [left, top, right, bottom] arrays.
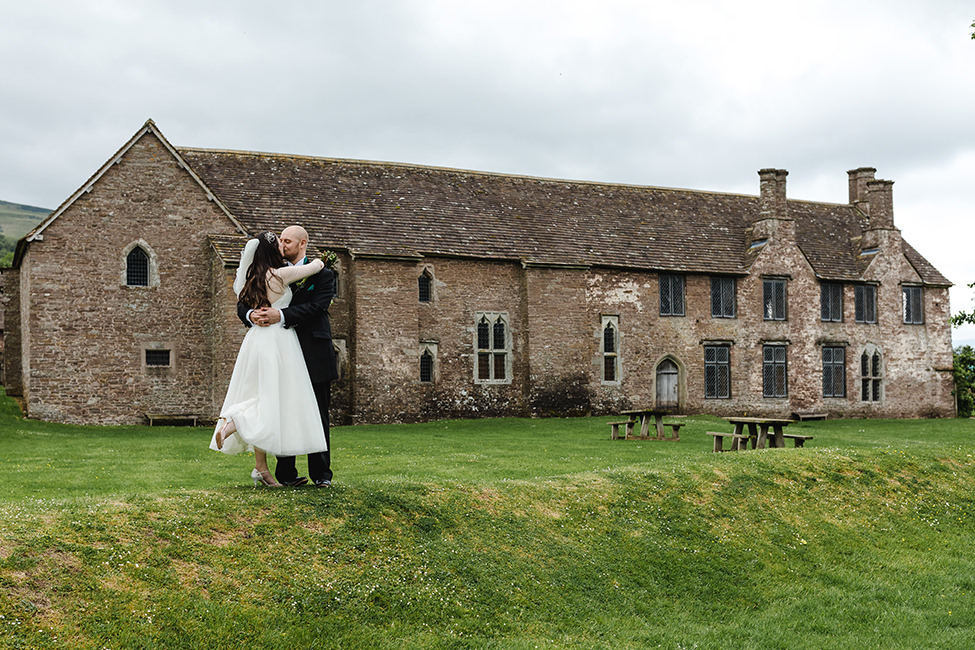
[[176, 146, 764, 200]]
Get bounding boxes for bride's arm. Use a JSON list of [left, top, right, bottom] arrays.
[[276, 258, 325, 285]]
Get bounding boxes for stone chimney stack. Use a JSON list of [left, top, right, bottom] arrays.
[[866, 179, 895, 230], [753, 168, 794, 243], [847, 167, 877, 212], [758, 168, 789, 220]]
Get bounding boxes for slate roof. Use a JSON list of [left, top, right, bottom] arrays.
[[180, 147, 949, 285]]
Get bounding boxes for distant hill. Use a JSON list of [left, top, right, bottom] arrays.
[[0, 199, 49, 240]]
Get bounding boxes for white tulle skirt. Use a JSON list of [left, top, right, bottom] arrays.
[[209, 322, 327, 456]]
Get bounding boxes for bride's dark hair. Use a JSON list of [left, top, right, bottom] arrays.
[[239, 231, 287, 309]]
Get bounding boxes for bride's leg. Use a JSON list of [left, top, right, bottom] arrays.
[[215, 417, 237, 450], [255, 448, 270, 473], [253, 449, 281, 487]]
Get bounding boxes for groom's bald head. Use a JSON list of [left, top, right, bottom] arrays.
[[280, 225, 308, 263]]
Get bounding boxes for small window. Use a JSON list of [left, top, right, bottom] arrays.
[[331, 261, 343, 299], [126, 247, 150, 287], [861, 348, 883, 402], [710, 277, 736, 318], [420, 349, 434, 383], [475, 313, 510, 384], [145, 349, 171, 367], [601, 316, 619, 384], [762, 345, 787, 398], [822, 346, 846, 398], [855, 285, 877, 324], [821, 283, 843, 322], [659, 274, 685, 316], [704, 345, 730, 399], [763, 279, 787, 321], [903, 286, 924, 324], [418, 271, 432, 303]]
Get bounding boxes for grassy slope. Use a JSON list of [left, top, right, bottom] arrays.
[[1, 400, 974, 649], [0, 199, 48, 239]]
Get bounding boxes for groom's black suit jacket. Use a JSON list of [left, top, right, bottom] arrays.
[[236, 261, 338, 384]]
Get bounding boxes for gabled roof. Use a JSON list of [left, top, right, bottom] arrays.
[[13, 120, 247, 267], [180, 146, 949, 286], [16, 120, 949, 287], [179, 148, 754, 275]]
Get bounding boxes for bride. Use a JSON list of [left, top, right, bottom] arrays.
[[209, 231, 327, 486]]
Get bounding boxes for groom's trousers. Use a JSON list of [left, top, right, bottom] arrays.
[[275, 379, 332, 483]]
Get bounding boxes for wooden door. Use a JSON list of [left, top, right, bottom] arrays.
[[656, 359, 679, 408]]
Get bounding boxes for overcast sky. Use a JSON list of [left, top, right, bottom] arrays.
[[3, 0, 974, 341]]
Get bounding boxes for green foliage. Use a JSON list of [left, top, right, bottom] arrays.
[[2, 390, 975, 648], [0, 233, 17, 267], [954, 345, 975, 417], [951, 281, 975, 326]]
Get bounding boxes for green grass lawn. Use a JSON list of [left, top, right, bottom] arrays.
[[2, 393, 974, 649]]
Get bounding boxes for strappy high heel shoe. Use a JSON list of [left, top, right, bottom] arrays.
[[215, 417, 236, 450], [251, 468, 282, 487]]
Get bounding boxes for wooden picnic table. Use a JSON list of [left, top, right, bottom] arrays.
[[723, 416, 795, 449], [619, 408, 683, 441]]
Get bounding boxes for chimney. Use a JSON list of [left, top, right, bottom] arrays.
[[753, 168, 794, 243], [758, 168, 789, 220], [866, 179, 895, 230], [847, 167, 876, 211]]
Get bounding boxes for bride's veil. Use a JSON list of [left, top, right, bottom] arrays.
[[233, 238, 260, 297]]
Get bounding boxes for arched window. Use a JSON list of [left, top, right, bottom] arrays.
[[126, 247, 150, 287], [475, 312, 510, 383], [861, 347, 883, 402], [331, 260, 343, 299], [418, 271, 432, 303], [420, 349, 434, 382], [601, 316, 619, 384], [121, 240, 158, 288]]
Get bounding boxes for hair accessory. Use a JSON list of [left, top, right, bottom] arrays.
[[263, 232, 277, 244]]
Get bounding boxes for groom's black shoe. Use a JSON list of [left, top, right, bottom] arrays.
[[279, 476, 309, 487]]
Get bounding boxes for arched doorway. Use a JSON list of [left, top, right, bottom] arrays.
[[656, 359, 680, 409]]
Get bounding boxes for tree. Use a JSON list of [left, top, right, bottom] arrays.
[[0, 234, 16, 268], [954, 346, 975, 417], [950, 282, 975, 326]]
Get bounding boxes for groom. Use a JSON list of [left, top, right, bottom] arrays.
[[237, 225, 338, 487]]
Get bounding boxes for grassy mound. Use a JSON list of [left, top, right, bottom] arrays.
[[1, 404, 973, 648]]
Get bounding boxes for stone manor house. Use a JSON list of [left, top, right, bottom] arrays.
[[1, 120, 955, 425]]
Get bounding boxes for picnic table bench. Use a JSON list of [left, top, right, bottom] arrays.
[[705, 416, 812, 452], [782, 433, 813, 447], [705, 431, 749, 452], [611, 409, 683, 441], [608, 419, 636, 440], [724, 416, 796, 449]]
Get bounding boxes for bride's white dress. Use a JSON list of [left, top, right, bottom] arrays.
[[209, 262, 327, 457]]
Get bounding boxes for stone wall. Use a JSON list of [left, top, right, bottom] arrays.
[[5, 132, 954, 424], [1, 267, 23, 397], [18, 131, 239, 424]]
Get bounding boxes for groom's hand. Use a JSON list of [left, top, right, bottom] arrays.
[[264, 309, 281, 324], [249, 308, 281, 327]]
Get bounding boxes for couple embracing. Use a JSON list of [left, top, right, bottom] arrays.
[[209, 226, 337, 488]]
